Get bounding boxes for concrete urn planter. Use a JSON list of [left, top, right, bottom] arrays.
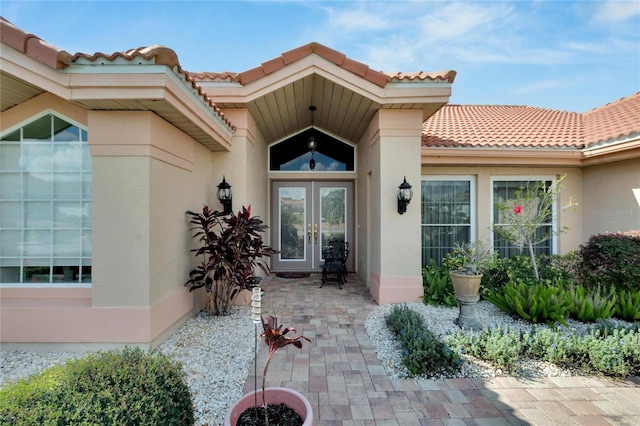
[[450, 271, 482, 330], [224, 387, 313, 426]]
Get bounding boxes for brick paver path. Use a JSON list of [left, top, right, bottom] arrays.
[[242, 273, 640, 425]]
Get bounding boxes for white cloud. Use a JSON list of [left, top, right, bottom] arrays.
[[592, 0, 640, 23]]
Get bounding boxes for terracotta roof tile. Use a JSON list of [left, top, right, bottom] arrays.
[[236, 42, 392, 87], [71, 45, 179, 68], [1, 17, 72, 69], [422, 105, 584, 148], [386, 70, 457, 84], [423, 94, 640, 149], [583, 92, 640, 146]]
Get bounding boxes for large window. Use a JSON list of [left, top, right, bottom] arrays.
[[492, 178, 554, 258], [421, 177, 475, 266], [0, 113, 91, 284]]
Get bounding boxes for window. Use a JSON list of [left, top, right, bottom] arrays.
[[270, 129, 355, 171], [0, 113, 91, 284], [421, 177, 475, 266], [492, 178, 554, 258]]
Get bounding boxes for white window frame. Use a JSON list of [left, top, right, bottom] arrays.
[[0, 111, 91, 288], [421, 175, 477, 265], [490, 175, 558, 256]]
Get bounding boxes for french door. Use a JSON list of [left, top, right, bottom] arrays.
[[271, 181, 354, 272]]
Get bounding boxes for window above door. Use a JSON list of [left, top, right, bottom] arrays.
[[269, 129, 355, 172]]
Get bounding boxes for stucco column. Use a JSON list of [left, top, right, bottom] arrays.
[[369, 109, 424, 304]]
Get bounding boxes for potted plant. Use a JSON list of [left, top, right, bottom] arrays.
[[185, 205, 277, 316], [449, 240, 494, 329], [225, 311, 313, 426]]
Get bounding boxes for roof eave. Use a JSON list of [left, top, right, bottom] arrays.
[[421, 146, 584, 167]]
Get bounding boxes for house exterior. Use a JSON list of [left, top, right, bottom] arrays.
[[1, 18, 638, 349]]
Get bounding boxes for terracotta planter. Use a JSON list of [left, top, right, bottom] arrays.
[[449, 271, 482, 302], [450, 271, 482, 330], [224, 387, 313, 426]]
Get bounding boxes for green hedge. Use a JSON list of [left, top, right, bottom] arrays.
[[578, 231, 640, 291], [0, 347, 194, 426]]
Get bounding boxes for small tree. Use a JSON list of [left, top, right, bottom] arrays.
[[494, 175, 577, 281]]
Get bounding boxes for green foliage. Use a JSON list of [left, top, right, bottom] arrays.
[[615, 289, 640, 321], [422, 259, 458, 307], [186, 205, 277, 315], [567, 285, 617, 322], [484, 279, 573, 328], [386, 305, 462, 377], [447, 324, 640, 377], [447, 328, 524, 370], [0, 347, 194, 426], [578, 231, 640, 292]]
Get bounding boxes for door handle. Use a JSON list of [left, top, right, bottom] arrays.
[[307, 223, 312, 244], [314, 224, 318, 244]]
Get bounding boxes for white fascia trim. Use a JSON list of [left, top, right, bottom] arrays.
[[65, 63, 233, 137], [582, 133, 639, 153], [386, 81, 452, 89]]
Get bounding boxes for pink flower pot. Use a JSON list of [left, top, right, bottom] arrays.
[[224, 387, 313, 426]]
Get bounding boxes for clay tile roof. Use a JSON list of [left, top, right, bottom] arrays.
[[237, 42, 391, 87], [385, 70, 457, 84], [583, 92, 640, 146], [1, 17, 72, 69], [422, 105, 584, 148], [71, 45, 179, 68]]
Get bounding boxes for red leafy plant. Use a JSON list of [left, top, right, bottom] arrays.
[[257, 314, 311, 425], [185, 205, 277, 316]]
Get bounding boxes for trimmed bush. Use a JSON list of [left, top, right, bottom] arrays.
[[578, 231, 640, 291], [386, 304, 461, 377], [0, 347, 194, 425]]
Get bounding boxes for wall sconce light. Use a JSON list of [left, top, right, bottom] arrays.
[[217, 176, 232, 214], [397, 176, 413, 215]]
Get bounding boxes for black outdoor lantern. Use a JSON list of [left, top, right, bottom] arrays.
[[308, 105, 317, 171], [308, 135, 317, 170], [217, 176, 232, 214], [397, 176, 413, 215]]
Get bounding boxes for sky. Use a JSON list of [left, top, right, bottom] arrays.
[[2, 0, 639, 113]]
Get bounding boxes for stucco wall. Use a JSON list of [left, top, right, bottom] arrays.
[[582, 158, 640, 239], [420, 166, 584, 254]]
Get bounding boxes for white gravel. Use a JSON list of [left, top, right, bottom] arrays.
[[1, 301, 634, 426]]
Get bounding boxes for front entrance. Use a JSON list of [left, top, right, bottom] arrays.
[[271, 181, 354, 272]]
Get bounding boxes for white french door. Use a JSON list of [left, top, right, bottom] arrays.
[[271, 181, 353, 272]]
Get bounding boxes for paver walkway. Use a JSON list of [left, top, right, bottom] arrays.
[[242, 273, 639, 426]]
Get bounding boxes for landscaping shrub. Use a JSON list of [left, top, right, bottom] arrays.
[[0, 347, 194, 425], [484, 278, 573, 328], [386, 305, 461, 377], [578, 231, 640, 291], [422, 259, 458, 307], [447, 324, 640, 377], [447, 328, 524, 371], [567, 285, 617, 322], [615, 288, 640, 321]]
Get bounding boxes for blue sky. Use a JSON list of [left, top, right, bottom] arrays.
[[2, 0, 639, 112]]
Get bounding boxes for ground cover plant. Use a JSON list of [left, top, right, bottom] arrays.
[[385, 304, 462, 376], [446, 323, 640, 377], [0, 347, 194, 425]]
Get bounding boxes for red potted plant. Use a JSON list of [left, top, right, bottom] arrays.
[[225, 314, 312, 426]]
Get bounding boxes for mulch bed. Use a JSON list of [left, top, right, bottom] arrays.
[[275, 272, 311, 279]]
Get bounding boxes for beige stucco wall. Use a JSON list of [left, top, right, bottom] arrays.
[[582, 158, 640, 239], [420, 166, 584, 254], [363, 109, 424, 304]]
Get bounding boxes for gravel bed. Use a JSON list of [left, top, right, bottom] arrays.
[[1, 301, 634, 425]]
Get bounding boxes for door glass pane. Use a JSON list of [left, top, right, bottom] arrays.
[[319, 188, 346, 256], [279, 188, 305, 260]]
